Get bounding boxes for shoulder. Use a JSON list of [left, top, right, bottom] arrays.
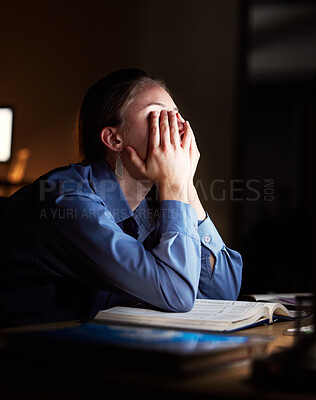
[[32, 161, 102, 205], [38, 161, 93, 183]]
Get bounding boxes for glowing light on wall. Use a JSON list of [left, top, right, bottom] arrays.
[[0, 108, 13, 162]]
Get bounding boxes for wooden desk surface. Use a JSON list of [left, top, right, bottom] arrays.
[[1, 318, 315, 400]]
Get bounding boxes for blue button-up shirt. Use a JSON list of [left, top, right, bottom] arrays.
[[0, 158, 242, 326]]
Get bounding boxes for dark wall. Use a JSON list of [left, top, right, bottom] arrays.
[[238, 1, 316, 294], [239, 80, 314, 294], [0, 0, 242, 244]]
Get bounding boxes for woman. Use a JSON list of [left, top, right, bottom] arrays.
[[0, 69, 242, 327]]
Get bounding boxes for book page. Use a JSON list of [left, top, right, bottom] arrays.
[[100, 299, 270, 323], [257, 301, 292, 317]]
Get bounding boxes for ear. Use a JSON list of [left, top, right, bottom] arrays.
[[100, 127, 123, 152]]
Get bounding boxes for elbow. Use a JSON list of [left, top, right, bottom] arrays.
[[173, 298, 195, 313], [161, 283, 196, 313]]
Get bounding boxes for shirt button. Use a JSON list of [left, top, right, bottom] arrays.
[[204, 235, 211, 243]]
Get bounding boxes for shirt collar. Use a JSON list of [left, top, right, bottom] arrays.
[[90, 158, 133, 224], [134, 197, 157, 234]]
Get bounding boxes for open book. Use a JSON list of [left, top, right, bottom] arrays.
[[95, 299, 297, 332], [241, 293, 313, 308]]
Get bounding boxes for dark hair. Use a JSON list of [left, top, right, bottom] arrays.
[[78, 68, 168, 161]]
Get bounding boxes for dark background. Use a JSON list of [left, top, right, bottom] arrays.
[[0, 0, 315, 295], [238, 0, 316, 294]]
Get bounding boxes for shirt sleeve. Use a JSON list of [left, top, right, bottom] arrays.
[[196, 214, 242, 300], [36, 195, 201, 313]]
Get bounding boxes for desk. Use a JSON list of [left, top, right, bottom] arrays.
[[166, 321, 314, 399], [0, 319, 315, 400], [91, 320, 315, 400]]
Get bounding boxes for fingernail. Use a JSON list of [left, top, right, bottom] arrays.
[[152, 111, 158, 117], [161, 110, 167, 115]]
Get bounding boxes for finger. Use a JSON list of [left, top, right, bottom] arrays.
[[190, 128, 198, 153], [176, 112, 185, 123], [159, 110, 170, 147], [125, 146, 146, 174], [169, 111, 180, 146], [182, 121, 192, 151], [189, 129, 200, 166], [148, 111, 160, 150]]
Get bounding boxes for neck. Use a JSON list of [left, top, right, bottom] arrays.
[[119, 174, 153, 211], [105, 153, 153, 211]]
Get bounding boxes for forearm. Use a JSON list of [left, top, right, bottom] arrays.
[[187, 183, 216, 270], [188, 183, 206, 222], [159, 182, 188, 203], [43, 197, 201, 313], [196, 216, 243, 300], [198, 246, 242, 300]]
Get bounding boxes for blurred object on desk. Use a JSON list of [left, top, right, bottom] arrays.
[[0, 148, 31, 196], [6, 148, 31, 184]]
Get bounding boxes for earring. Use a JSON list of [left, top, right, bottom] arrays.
[[115, 152, 123, 180]]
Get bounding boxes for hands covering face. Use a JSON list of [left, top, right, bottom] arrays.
[[126, 110, 200, 203]]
